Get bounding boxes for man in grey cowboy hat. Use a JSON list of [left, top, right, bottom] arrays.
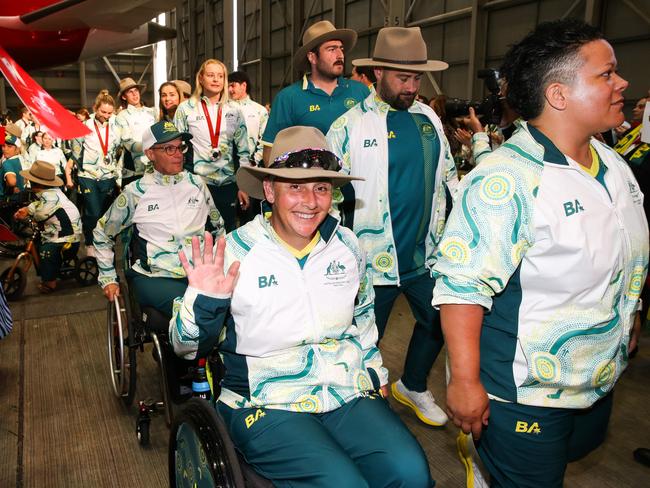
[[260, 20, 370, 164], [170, 125, 434, 487], [115, 77, 157, 184], [14, 161, 82, 293], [327, 26, 459, 427]]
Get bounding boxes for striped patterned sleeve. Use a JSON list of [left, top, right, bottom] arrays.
[[432, 155, 538, 310], [93, 184, 140, 287]]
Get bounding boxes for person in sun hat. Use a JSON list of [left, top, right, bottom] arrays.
[[170, 125, 434, 487], [93, 120, 224, 318], [13, 161, 82, 293], [327, 26, 458, 428], [115, 77, 157, 185], [260, 20, 370, 164]]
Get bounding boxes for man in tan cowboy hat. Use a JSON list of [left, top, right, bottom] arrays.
[[170, 125, 434, 487], [327, 26, 459, 427], [115, 77, 157, 185], [14, 161, 82, 293], [260, 20, 370, 164]]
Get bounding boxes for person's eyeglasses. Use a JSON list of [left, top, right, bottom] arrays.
[[271, 148, 341, 171], [153, 143, 188, 155]]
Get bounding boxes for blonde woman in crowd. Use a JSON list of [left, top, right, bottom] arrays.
[[174, 59, 250, 231], [70, 90, 130, 256]]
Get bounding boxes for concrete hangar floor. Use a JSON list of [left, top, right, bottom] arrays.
[[1, 267, 649, 487]]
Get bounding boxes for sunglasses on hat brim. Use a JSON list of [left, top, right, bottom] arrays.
[[271, 149, 341, 172]]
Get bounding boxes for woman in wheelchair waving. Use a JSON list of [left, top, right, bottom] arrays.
[[93, 121, 224, 317], [171, 126, 433, 487]]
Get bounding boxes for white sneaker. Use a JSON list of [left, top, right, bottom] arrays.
[[391, 379, 448, 426], [457, 431, 489, 488], [85, 245, 95, 258]]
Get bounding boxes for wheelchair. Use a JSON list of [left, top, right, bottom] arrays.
[[0, 217, 98, 300], [169, 354, 273, 488], [107, 232, 193, 446]]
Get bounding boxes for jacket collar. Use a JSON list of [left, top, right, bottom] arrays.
[[151, 168, 185, 186]]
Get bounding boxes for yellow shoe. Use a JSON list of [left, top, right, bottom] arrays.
[[391, 380, 448, 426], [457, 431, 489, 488]]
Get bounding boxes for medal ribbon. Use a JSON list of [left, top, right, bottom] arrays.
[[201, 100, 223, 150], [93, 120, 110, 158]]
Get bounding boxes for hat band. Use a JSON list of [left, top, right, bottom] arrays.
[[372, 56, 428, 65]]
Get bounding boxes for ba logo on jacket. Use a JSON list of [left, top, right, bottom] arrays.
[[309, 105, 321, 112], [148, 203, 160, 211], [563, 199, 584, 217], [258, 274, 278, 288], [363, 139, 378, 148]]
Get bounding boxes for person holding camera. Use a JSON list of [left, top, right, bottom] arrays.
[[327, 26, 458, 427]]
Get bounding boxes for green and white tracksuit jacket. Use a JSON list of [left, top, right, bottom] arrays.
[[173, 96, 250, 186], [115, 104, 157, 178], [170, 213, 388, 413], [327, 93, 459, 285], [70, 114, 129, 182], [232, 96, 268, 165], [27, 188, 82, 244], [432, 122, 649, 409], [93, 170, 225, 288]]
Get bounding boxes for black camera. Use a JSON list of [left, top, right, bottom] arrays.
[[445, 69, 502, 125]]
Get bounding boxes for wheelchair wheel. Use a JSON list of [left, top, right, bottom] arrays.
[[136, 415, 151, 447], [75, 256, 98, 286], [1, 266, 27, 301], [169, 398, 245, 488], [151, 332, 174, 427], [107, 295, 137, 405], [59, 256, 77, 280]]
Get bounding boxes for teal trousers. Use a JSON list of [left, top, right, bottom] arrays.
[[218, 394, 434, 488]]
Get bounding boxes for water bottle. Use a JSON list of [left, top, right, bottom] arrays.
[[192, 358, 211, 400]]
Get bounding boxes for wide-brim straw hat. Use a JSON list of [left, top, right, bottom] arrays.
[[20, 160, 63, 187], [237, 126, 363, 200], [353, 27, 448, 72], [118, 77, 146, 98], [172, 79, 192, 98], [294, 20, 357, 71]]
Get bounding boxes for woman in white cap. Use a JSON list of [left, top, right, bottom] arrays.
[[171, 126, 434, 488], [174, 58, 250, 232], [115, 77, 157, 185], [13, 161, 82, 293]]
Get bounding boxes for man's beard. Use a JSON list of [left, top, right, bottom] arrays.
[[378, 79, 416, 111], [315, 59, 344, 80]]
